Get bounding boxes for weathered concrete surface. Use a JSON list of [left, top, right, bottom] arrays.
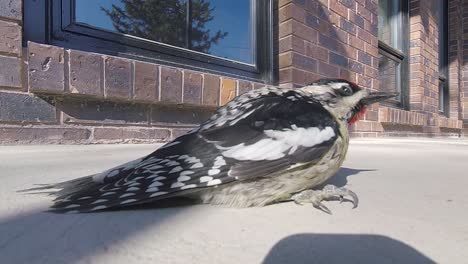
[[0, 139, 467, 264]]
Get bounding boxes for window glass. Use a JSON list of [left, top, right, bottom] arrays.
[[75, 0, 254, 64], [379, 54, 402, 103], [378, 0, 401, 50], [437, 0, 448, 114], [438, 80, 445, 112]]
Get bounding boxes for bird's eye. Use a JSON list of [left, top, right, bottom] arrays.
[[340, 86, 353, 96]]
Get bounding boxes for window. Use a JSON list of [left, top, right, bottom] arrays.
[[24, 0, 274, 83], [438, 0, 449, 115], [378, 0, 409, 108]]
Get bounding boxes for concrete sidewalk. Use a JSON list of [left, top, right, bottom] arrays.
[[0, 139, 467, 264]]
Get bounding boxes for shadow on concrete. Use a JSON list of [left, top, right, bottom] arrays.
[[318, 167, 376, 188], [262, 233, 434, 264], [0, 206, 191, 263], [0, 167, 371, 263]]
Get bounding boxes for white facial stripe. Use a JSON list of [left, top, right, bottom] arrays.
[[328, 82, 350, 90]]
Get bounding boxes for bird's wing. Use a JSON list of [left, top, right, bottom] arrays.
[[48, 90, 341, 212]]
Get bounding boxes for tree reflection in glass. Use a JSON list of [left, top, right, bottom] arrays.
[[75, 0, 254, 63]]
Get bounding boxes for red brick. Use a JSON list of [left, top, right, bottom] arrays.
[[356, 3, 372, 18], [0, 91, 57, 123], [0, 0, 21, 20], [365, 42, 378, 56], [279, 52, 293, 68], [343, 45, 358, 60], [172, 127, 195, 139], [348, 61, 364, 74], [329, 1, 348, 18], [279, 20, 293, 38], [28, 42, 65, 93], [220, 78, 236, 105], [319, 33, 345, 53], [0, 20, 21, 55], [238, 80, 252, 95], [279, 3, 306, 23], [203, 74, 220, 106], [160, 66, 182, 103], [0, 55, 21, 88], [292, 68, 307, 85], [357, 27, 373, 44], [365, 109, 379, 121], [59, 98, 149, 125], [134, 61, 158, 101], [279, 68, 293, 84], [318, 61, 340, 78], [0, 127, 91, 144], [183, 71, 202, 105], [279, 35, 305, 54], [292, 53, 317, 72], [349, 34, 365, 50], [357, 50, 372, 66], [93, 127, 170, 142], [151, 105, 213, 125], [305, 43, 328, 62], [278, 0, 294, 9], [364, 65, 378, 78], [329, 52, 348, 67], [305, 14, 329, 33], [340, 68, 357, 82], [292, 20, 319, 42], [104, 57, 131, 99], [69, 49, 102, 96], [340, 17, 357, 35], [354, 121, 373, 131]]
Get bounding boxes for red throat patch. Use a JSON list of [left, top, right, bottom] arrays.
[[348, 107, 367, 126]]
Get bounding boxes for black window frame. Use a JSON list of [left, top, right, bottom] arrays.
[[24, 0, 275, 84], [438, 0, 449, 115], [377, 0, 409, 110]]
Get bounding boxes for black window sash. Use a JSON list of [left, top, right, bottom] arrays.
[[377, 0, 409, 110], [24, 0, 274, 83], [438, 0, 449, 115]]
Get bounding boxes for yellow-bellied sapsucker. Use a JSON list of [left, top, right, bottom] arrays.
[[24, 79, 397, 213]]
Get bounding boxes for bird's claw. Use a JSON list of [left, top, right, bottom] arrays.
[[291, 184, 359, 214]]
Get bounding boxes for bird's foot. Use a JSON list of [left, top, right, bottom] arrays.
[[290, 184, 359, 214]]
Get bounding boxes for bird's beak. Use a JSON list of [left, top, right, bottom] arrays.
[[360, 92, 399, 105]]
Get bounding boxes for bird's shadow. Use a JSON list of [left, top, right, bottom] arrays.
[[318, 167, 376, 189], [262, 233, 435, 264], [0, 167, 373, 263]]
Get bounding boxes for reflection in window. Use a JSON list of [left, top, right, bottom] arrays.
[[378, 0, 407, 108], [379, 54, 401, 104], [378, 0, 401, 50], [437, 0, 448, 114], [75, 0, 254, 64]]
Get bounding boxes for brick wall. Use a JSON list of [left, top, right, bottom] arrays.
[[0, 1, 267, 144], [463, 0, 468, 134], [0, 0, 466, 144], [448, 0, 462, 121], [277, 0, 463, 137], [278, 0, 387, 136], [0, 40, 263, 144]]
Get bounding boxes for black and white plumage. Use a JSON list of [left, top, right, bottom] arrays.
[[25, 80, 397, 213]]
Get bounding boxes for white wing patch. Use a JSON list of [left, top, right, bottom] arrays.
[[218, 126, 335, 161]]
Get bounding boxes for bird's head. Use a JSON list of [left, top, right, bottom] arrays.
[[300, 78, 398, 125]]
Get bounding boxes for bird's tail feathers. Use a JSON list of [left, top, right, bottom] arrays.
[[18, 175, 98, 200]]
